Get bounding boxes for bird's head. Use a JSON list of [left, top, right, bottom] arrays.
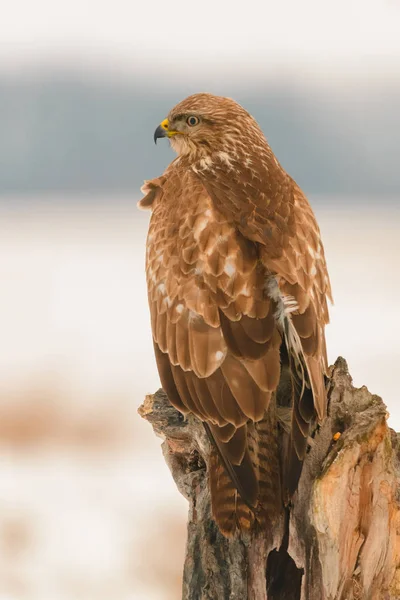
[[154, 93, 266, 161]]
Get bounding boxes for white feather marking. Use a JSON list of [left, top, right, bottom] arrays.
[[241, 285, 252, 297], [284, 317, 304, 360], [215, 351, 224, 361], [163, 296, 173, 307], [217, 151, 234, 169], [314, 241, 322, 260], [224, 261, 236, 276], [266, 276, 306, 394], [176, 304, 184, 314], [193, 217, 208, 238], [308, 246, 316, 258], [199, 156, 213, 170], [266, 277, 299, 327], [310, 265, 317, 276], [188, 310, 201, 322], [217, 234, 229, 244], [157, 283, 166, 294]]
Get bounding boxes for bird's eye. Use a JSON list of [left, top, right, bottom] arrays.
[[186, 115, 200, 127]]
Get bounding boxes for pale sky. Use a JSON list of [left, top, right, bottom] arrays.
[[2, 0, 400, 77]]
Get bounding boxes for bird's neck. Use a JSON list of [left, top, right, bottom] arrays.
[[181, 143, 288, 190]]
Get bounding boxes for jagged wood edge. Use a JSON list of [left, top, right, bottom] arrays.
[[138, 357, 400, 600]]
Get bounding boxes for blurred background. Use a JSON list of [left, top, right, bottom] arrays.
[[0, 0, 399, 598]]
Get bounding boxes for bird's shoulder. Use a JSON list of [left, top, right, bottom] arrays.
[[138, 158, 198, 210]]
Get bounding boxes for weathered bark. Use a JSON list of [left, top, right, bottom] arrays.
[[138, 358, 400, 599]]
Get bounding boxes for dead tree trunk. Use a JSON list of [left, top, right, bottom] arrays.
[[138, 358, 400, 600]]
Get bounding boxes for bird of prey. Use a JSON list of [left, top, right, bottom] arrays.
[[139, 93, 332, 537]]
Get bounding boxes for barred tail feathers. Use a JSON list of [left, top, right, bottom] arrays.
[[205, 408, 282, 536]]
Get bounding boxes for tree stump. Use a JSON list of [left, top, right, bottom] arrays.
[[138, 358, 400, 599]]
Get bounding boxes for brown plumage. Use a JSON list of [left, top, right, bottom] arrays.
[[140, 93, 332, 536]]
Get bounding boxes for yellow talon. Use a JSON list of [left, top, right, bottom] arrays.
[[333, 432, 341, 441]]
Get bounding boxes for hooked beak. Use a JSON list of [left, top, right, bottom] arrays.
[[153, 118, 181, 144]]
